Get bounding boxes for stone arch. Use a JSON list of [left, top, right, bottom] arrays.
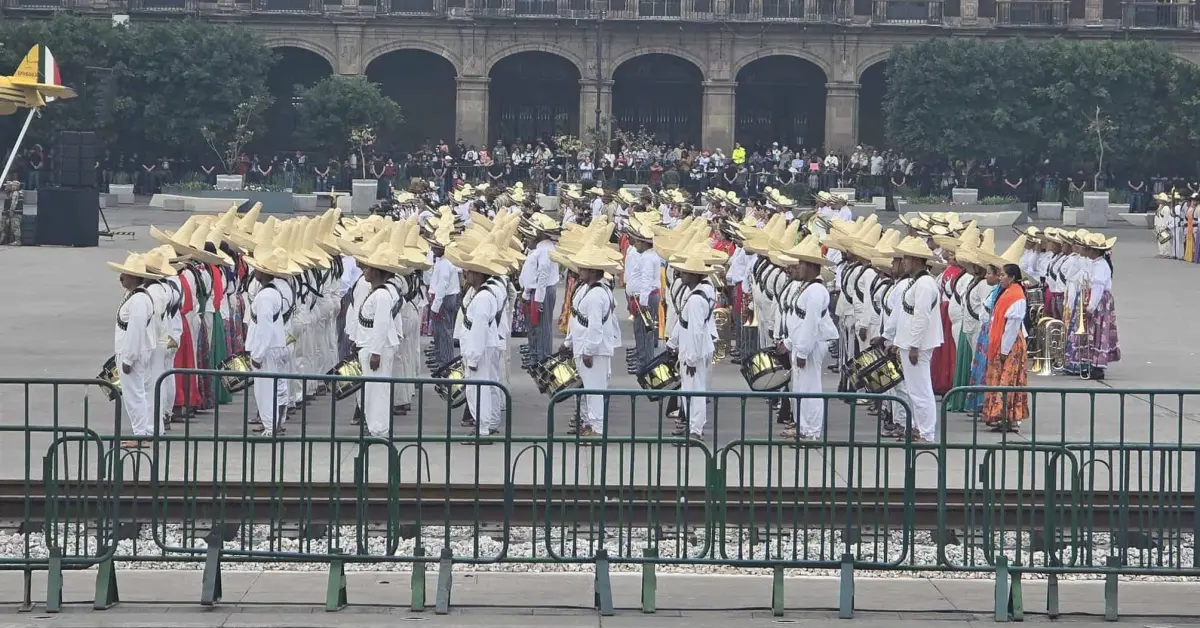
[[362, 41, 463, 76], [263, 45, 335, 155], [734, 55, 827, 150], [611, 53, 704, 146], [856, 49, 895, 82], [857, 59, 888, 148], [732, 47, 832, 82], [366, 50, 458, 152], [608, 47, 708, 82], [488, 51, 582, 146], [263, 38, 338, 70], [485, 43, 585, 78]]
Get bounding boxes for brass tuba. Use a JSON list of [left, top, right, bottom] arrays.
[[1075, 283, 1093, 379], [1030, 317, 1066, 376], [713, 306, 733, 362]]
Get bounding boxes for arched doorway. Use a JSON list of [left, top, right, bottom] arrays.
[[858, 61, 888, 149], [612, 54, 703, 148], [265, 47, 333, 156], [365, 50, 457, 154], [487, 51, 580, 148], [734, 55, 826, 152]]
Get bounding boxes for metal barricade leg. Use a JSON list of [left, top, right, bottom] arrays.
[[411, 545, 427, 612], [94, 556, 120, 610], [325, 551, 348, 612], [641, 547, 657, 614], [435, 547, 454, 615]]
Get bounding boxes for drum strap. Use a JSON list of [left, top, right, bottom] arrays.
[[357, 285, 393, 329], [840, 262, 861, 304], [116, 288, 150, 331], [901, 273, 936, 315], [570, 283, 614, 327], [165, 280, 182, 318], [872, 278, 893, 315], [952, 273, 969, 305], [678, 290, 713, 330], [250, 284, 293, 324], [965, 276, 984, 320]]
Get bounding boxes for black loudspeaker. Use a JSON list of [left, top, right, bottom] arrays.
[[35, 187, 99, 247], [55, 131, 97, 189]]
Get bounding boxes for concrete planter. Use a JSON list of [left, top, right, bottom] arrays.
[[351, 179, 377, 215], [901, 203, 1026, 227], [1082, 192, 1109, 227], [1107, 203, 1129, 221], [829, 188, 855, 201], [151, 189, 294, 214], [1037, 202, 1062, 221], [108, 184, 134, 205], [215, 174, 244, 191], [98, 193, 107, 209], [952, 188, 979, 204], [293, 193, 318, 213]]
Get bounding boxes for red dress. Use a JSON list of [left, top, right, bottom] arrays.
[[931, 266, 960, 396], [173, 273, 203, 409]]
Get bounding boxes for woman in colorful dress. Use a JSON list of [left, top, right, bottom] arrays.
[[1078, 232, 1120, 380], [955, 234, 1000, 414], [982, 262, 1030, 432]]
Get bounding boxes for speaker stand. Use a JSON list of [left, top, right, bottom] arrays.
[[98, 204, 113, 238]]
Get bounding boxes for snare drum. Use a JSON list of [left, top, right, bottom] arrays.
[[97, 355, 121, 401], [636, 351, 681, 400], [850, 346, 904, 394], [326, 358, 364, 400], [740, 349, 790, 392], [533, 353, 582, 400], [217, 352, 254, 394], [431, 356, 467, 409]]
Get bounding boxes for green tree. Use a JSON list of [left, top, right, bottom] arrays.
[[293, 75, 403, 158], [0, 16, 273, 159], [883, 38, 1200, 172]]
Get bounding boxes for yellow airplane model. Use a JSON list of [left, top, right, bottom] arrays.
[[0, 44, 77, 115]]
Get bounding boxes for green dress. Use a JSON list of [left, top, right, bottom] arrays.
[[211, 311, 233, 404]]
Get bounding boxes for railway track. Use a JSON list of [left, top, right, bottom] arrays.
[[0, 479, 1192, 532]]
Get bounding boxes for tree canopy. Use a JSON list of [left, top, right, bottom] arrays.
[[883, 38, 1200, 172], [293, 75, 404, 157], [0, 14, 275, 158]]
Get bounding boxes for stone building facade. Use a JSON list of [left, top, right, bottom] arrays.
[[11, 0, 1200, 152]]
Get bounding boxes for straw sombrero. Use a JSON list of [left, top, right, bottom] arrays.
[[143, 246, 182, 276], [1078, 232, 1117, 251], [570, 244, 622, 274], [355, 244, 407, 275], [244, 246, 302, 277], [457, 246, 509, 276], [108, 253, 165, 280], [783, 235, 831, 267], [894, 236, 938, 261], [669, 251, 717, 276]]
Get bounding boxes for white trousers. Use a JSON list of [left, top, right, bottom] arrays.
[[791, 346, 827, 438], [118, 355, 154, 437], [493, 344, 511, 426], [148, 348, 169, 425], [682, 358, 712, 436], [253, 347, 291, 435], [160, 347, 177, 422], [466, 348, 502, 434], [753, 292, 772, 347], [899, 348, 937, 441], [575, 355, 611, 434], [890, 380, 910, 428], [394, 305, 420, 405], [360, 347, 396, 437]]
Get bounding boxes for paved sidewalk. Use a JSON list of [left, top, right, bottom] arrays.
[[2, 571, 1200, 627]]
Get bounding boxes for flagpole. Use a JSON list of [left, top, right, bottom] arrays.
[[0, 107, 38, 187]]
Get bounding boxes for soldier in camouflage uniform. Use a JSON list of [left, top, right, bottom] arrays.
[[0, 180, 23, 246]]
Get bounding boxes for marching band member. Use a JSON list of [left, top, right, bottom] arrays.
[[109, 253, 163, 447], [868, 235, 905, 436], [938, 225, 983, 413], [775, 236, 838, 441], [143, 246, 184, 432], [667, 250, 718, 440], [1154, 192, 1174, 258], [427, 232, 461, 370], [394, 223, 431, 415], [893, 237, 944, 443], [519, 213, 562, 365], [455, 245, 509, 437], [563, 244, 623, 437], [625, 219, 662, 374], [1078, 232, 1121, 380], [850, 224, 883, 376], [977, 239, 1030, 431], [243, 241, 299, 437], [355, 242, 405, 438]]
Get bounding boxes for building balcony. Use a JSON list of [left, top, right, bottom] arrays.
[[3, 0, 72, 9], [1122, 0, 1194, 28], [468, 0, 848, 20], [128, 0, 197, 11], [872, 0, 943, 23], [995, 0, 1069, 25], [251, 0, 323, 12]]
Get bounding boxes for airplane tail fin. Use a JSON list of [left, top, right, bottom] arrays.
[[11, 45, 74, 101]]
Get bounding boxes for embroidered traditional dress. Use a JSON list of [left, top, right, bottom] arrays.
[[965, 285, 1000, 413], [931, 265, 961, 395], [982, 284, 1030, 428]]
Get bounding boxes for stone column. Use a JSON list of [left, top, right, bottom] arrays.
[[455, 76, 489, 149], [701, 80, 736, 152], [960, 0, 978, 23], [578, 79, 613, 140], [824, 81, 859, 153]]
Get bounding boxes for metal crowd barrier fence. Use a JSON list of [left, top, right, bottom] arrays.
[[5, 376, 1200, 619], [0, 378, 123, 612]]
